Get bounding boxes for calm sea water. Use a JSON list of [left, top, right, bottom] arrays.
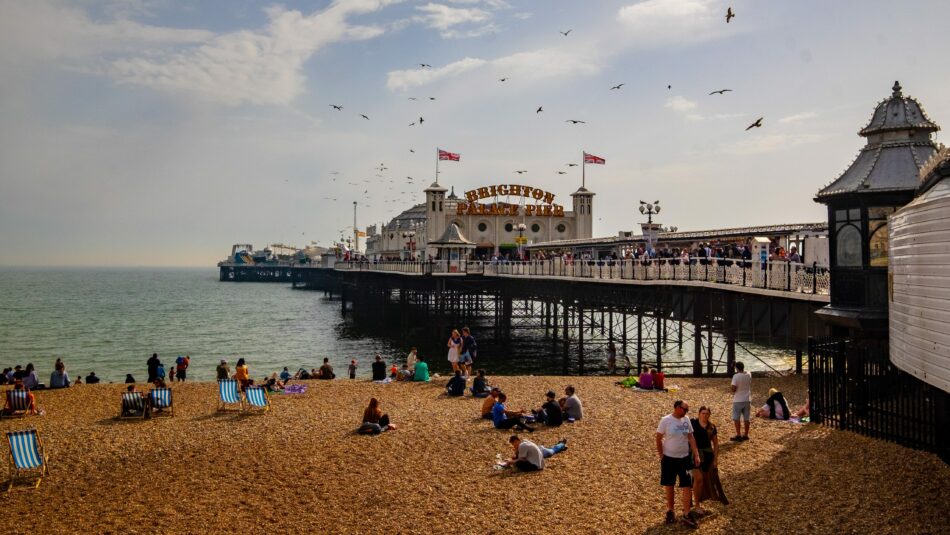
[[0, 268, 798, 384]]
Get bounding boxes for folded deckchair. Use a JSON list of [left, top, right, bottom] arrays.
[[1, 390, 32, 419], [119, 392, 148, 419], [243, 386, 270, 413], [217, 379, 243, 412], [5, 428, 49, 492], [149, 387, 173, 417]]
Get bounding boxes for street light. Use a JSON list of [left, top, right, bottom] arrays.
[[638, 200, 661, 224], [402, 230, 416, 260], [515, 222, 527, 260]]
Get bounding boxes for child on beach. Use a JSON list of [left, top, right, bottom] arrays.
[[349, 359, 358, 380]]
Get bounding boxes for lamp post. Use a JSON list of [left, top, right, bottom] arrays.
[[516, 223, 527, 260], [402, 230, 416, 260], [638, 200, 661, 224]]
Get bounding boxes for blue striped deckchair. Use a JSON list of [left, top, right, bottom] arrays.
[[149, 388, 173, 417], [243, 386, 270, 413], [6, 428, 49, 492], [1, 390, 32, 419], [119, 392, 147, 419], [217, 379, 243, 411]]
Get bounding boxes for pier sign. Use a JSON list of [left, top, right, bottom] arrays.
[[458, 184, 565, 217]]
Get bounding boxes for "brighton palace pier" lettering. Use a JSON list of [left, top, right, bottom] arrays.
[[458, 184, 565, 217]]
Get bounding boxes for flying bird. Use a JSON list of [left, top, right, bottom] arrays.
[[408, 97, 417, 101], [566, 163, 578, 167], [709, 89, 733, 95], [556, 171, 567, 175], [610, 84, 624, 90], [565, 119, 586, 124], [428, 97, 436, 101], [409, 122, 416, 126], [360, 114, 370, 120], [330, 104, 343, 110], [745, 117, 764, 130], [726, 7, 735, 23], [499, 78, 508, 82], [667, 84, 672, 90], [536, 106, 543, 113], [409, 149, 415, 153], [515, 170, 527, 174], [419, 63, 432, 68], [419, 117, 424, 124], [560, 29, 572, 36]]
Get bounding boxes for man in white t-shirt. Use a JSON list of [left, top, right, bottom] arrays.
[[730, 361, 752, 442], [656, 400, 701, 528]]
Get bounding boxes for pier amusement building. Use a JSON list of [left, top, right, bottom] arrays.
[[365, 181, 594, 259]]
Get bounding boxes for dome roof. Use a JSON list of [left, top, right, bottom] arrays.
[[858, 81, 939, 137], [430, 223, 474, 246]]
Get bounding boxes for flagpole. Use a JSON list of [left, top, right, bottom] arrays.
[[582, 151, 586, 189], [435, 147, 440, 185]]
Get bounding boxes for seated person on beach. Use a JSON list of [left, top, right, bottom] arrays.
[[216, 360, 230, 381], [85, 372, 101, 384], [638, 370, 653, 390], [651, 369, 666, 390], [234, 359, 252, 390], [492, 393, 534, 432], [125, 374, 136, 384], [533, 390, 563, 426], [397, 364, 413, 381], [263, 373, 283, 392], [3, 382, 37, 415], [792, 395, 810, 419], [371, 355, 387, 381], [49, 368, 70, 389], [504, 435, 567, 472], [482, 387, 501, 419], [446, 370, 466, 396], [471, 369, 490, 397], [558, 386, 584, 421], [412, 356, 430, 382], [756, 388, 790, 420], [390, 364, 399, 380], [358, 397, 396, 435], [279, 367, 292, 383], [152, 378, 167, 388], [318, 358, 335, 380]]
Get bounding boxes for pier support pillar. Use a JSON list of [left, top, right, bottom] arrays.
[[707, 324, 714, 375], [636, 313, 643, 375], [578, 302, 585, 375], [693, 323, 702, 376], [656, 312, 663, 372]]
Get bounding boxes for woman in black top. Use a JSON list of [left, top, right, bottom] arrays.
[[690, 406, 720, 515], [470, 369, 490, 397]]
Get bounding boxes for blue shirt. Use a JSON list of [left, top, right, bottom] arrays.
[[280, 370, 291, 381], [491, 402, 507, 427], [49, 370, 69, 388]]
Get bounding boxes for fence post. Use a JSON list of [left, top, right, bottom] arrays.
[[795, 348, 803, 374], [787, 261, 791, 291], [812, 262, 817, 294]]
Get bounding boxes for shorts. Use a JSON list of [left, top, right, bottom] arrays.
[[459, 352, 473, 364], [660, 455, 693, 487], [732, 401, 751, 421]]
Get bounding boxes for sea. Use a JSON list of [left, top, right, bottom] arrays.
[[0, 267, 799, 383]]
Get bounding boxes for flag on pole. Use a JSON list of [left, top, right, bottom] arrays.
[[583, 152, 605, 164], [438, 149, 461, 161]]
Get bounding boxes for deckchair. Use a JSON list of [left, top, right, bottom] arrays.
[[5, 428, 49, 492], [0, 390, 32, 419], [243, 386, 270, 413], [217, 379, 243, 412], [149, 387, 173, 417], [119, 392, 148, 419]]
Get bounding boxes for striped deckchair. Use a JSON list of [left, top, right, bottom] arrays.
[[6, 428, 49, 492], [119, 392, 147, 419], [243, 386, 270, 413], [1, 390, 31, 419], [217, 379, 243, 411], [149, 388, 173, 417]]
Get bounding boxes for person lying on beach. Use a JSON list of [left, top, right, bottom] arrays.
[[532, 390, 563, 426], [503, 435, 566, 471], [446, 370, 466, 396], [318, 358, 335, 380], [558, 386, 584, 421], [756, 388, 790, 420], [371, 355, 387, 381], [471, 369, 491, 397], [482, 388, 501, 419], [412, 356, 429, 382], [3, 382, 37, 415], [263, 373, 284, 392], [293, 368, 311, 380], [492, 393, 534, 432], [358, 398, 396, 435]]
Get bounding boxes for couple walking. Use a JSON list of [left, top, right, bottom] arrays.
[[447, 327, 476, 376]]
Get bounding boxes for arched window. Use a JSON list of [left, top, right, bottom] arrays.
[[836, 225, 862, 267]]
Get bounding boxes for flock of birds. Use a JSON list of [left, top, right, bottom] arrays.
[[309, 6, 762, 240]]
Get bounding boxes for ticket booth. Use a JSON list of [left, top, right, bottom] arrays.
[[751, 237, 771, 287], [429, 223, 475, 273]]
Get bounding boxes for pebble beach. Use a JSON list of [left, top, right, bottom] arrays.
[[2, 374, 948, 534]]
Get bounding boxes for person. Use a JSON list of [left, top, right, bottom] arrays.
[[280, 367, 292, 383], [371, 355, 387, 381], [607, 341, 618, 375], [730, 361, 752, 441], [397, 363, 413, 381], [460, 327, 477, 377], [446, 370, 466, 396], [234, 358, 251, 390], [156, 361, 166, 381], [492, 393, 534, 432], [559, 386, 583, 421], [638, 368, 654, 390], [318, 358, 335, 380], [175, 355, 190, 382], [125, 374, 136, 384], [787, 245, 802, 263], [0, 368, 10, 385], [482, 387, 501, 419], [413, 356, 429, 382], [389, 363, 399, 380], [3, 382, 37, 415], [651, 369, 666, 391], [263, 373, 283, 392], [146, 353, 160, 383], [169, 366, 176, 382], [358, 398, 395, 435], [533, 390, 563, 426], [792, 393, 810, 419], [216, 360, 230, 381], [406, 347, 418, 370], [22, 363, 40, 390], [152, 377, 167, 388], [690, 406, 724, 515], [49, 367, 70, 389], [656, 400, 702, 528], [447, 329, 462, 374], [348, 359, 358, 380], [85, 372, 100, 384], [73, 376, 82, 386], [506, 435, 567, 472], [756, 388, 790, 420], [470, 369, 490, 397]]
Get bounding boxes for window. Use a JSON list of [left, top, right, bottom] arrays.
[[836, 225, 862, 267], [868, 207, 896, 267], [531, 223, 541, 233], [431, 201, 436, 211], [556, 223, 566, 233], [504, 223, 513, 232], [477, 222, 487, 232]]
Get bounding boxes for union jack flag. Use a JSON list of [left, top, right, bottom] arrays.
[[583, 152, 605, 164], [438, 149, 460, 161]]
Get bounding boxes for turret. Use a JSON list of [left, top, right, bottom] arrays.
[[571, 186, 595, 239]]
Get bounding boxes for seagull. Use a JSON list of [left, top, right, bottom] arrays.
[[556, 171, 567, 175], [726, 7, 735, 23], [667, 84, 672, 90], [499, 78, 508, 82], [408, 97, 417, 100], [407, 176, 414, 180], [536, 106, 543, 113], [515, 170, 527, 174], [419, 63, 432, 68], [409, 149, 415, 153], [566, 163, 578, 167], [709, 89, 733, 95], [428, 97, 436, 101], [330, 104, 343, 110], [419, 117, 424, 124], [745, 117, 764, 130], [565, 119, 586, 124], [409, 122, 415, 126], [610, 84, 624, 90], [560, 29, 572, 36], [360, 114, 370, 120]]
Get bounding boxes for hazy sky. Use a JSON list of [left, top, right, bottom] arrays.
[[2, 0, 949, 266]]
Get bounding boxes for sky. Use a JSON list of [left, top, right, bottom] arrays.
[[1, 0, 949, 267]]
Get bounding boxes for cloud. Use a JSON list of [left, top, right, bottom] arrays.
[[778, 111, 818, 124], [512, 12, 533, 20], [664, 95, 697, 113], [617, 0, 729, 47], [725, 133, 830, 156], [106, 0, 396, 106], [387, 57, 488, 90], [415, 3, 491, 30]]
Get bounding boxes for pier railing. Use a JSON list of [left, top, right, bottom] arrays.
[[334, 258, 830, 295]]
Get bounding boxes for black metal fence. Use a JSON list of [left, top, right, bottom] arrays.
[[808, 337, 949, 462]]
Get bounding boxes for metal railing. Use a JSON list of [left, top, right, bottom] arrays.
[[334, 258, 830, 295]]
